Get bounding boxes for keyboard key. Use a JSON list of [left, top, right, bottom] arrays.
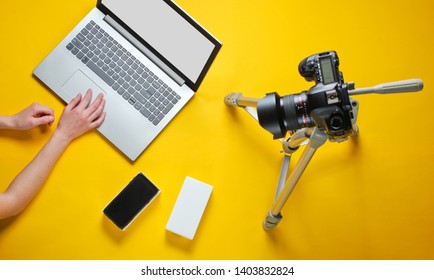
[[122, 92, 130, 100], [128, 98, 136, 105], [81, 56, 90, 64], [163, 103, 174, 114], [140, 107, 151, 118], [112, 83, 120, 91], [72, 38, 84, 49], [139, 88, 151, 99], [91, 55, 99, 63], [127, 87, 135, 95], [153, 113, 164, 125], [143, 81, 151, 89], [71, 47, 79, 55], [86, 60, 115, 86], [134, 92, 147, 104], [77, 33, 86, 42], [117, 87, 125, 95], [147, 87, 156, 95]]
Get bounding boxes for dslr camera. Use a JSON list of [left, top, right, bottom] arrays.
[[257, 51, 356, 141]]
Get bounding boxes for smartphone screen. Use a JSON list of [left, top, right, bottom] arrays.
[[103, 173, 160, 230]]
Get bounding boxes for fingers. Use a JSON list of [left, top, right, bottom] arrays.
[[32, 115, 55, 127], [66, 93, 82, 111], [71, 89, 106, 125], [32, 103, 54, 118], [88, 95, 106, 122], [90, 111, 106, 129], [30, 103, 55, 127], [77, 89, 93, 110], [87, 93, 105, 116], [68, 89, 104, 115]]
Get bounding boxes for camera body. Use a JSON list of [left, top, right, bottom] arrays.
[[257, 51, 355, 140]]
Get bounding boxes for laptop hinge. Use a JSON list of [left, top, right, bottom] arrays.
[[104, 15, 185, 87]]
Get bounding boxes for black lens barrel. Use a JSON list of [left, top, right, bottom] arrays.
[[257, 92, 313, 139], [257, 93, 287, 139]]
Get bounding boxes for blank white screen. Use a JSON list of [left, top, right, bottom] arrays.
[[102, 0, 216, 83]]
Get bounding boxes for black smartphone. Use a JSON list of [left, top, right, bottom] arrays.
[[103, 173, 160, 230]]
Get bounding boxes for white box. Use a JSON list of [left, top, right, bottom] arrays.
[[166, 176, 213, 240]]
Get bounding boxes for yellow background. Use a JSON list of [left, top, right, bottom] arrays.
[[1, 0, 433, 260]]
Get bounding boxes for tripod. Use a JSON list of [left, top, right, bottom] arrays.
[[224, 79, 423, 230]]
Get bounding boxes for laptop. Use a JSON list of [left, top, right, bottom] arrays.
[[33, 0, 221, 161]]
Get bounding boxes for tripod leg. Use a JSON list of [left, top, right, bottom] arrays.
[[275, 155, 291, 199], [224, 92, 261, 108], [263, 128, 328, 230]]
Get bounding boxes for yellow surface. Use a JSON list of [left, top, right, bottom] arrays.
[[1, 0, 433, 260]]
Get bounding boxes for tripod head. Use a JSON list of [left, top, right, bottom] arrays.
[[255, 51, 423, 141]]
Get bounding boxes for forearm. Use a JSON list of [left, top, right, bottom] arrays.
[[0, 115, 14, 129], [0, 131, 70, 219], [0, 91, 105, 220]]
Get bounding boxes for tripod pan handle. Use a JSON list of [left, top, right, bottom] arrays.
[[349, 79, 424, 95]]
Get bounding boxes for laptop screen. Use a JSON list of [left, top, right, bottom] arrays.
[[100, 0, 221, 90]]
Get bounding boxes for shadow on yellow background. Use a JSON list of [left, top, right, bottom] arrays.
[[1, 0, 433, 259]]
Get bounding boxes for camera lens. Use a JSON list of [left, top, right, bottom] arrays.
[[257, 93, 287, 139], [257, 92, 314, 139], [281, 92, 312, 131]]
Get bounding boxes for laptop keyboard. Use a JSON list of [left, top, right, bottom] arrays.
[[65, 20, 181, 126]]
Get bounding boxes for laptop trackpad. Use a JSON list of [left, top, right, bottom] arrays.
[[61, 70, 105, 102]]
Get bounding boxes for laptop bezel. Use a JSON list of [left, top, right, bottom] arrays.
[[96, 0, 222, 92]]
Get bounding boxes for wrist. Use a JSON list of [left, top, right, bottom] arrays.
[[0, 115, 17, 129], [51, 129, 73, 147]]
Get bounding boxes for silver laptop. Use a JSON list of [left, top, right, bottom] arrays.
[[33, 0, 221, 161]]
